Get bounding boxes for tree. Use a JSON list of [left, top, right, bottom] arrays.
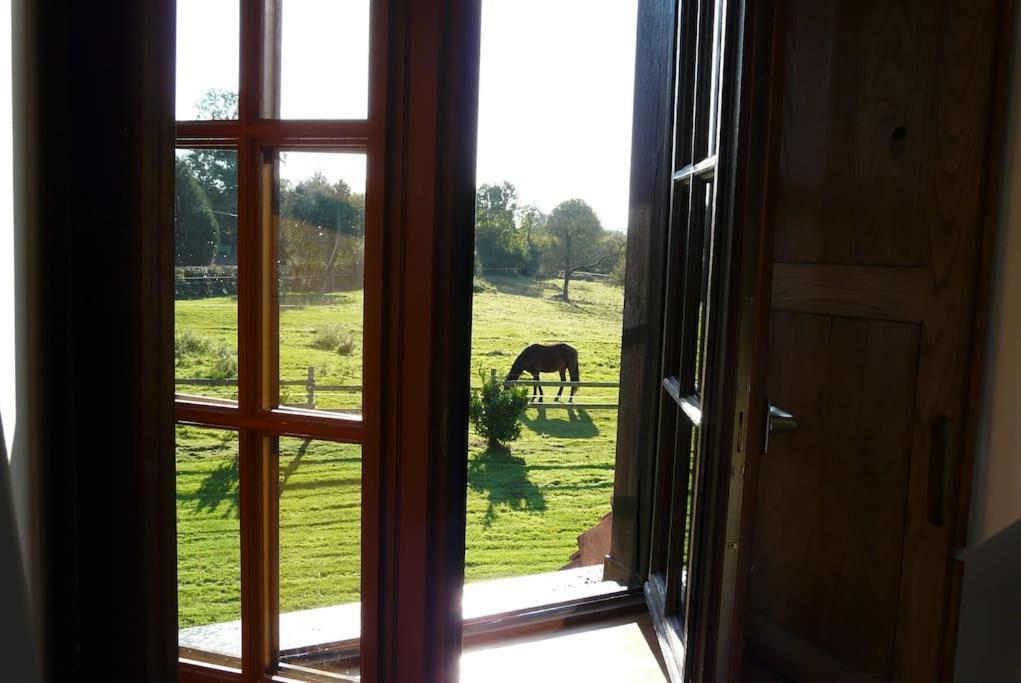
[[544, 199, 625, 301], [175, 158, 219, 266], [475, 181, 527, 272], [279, 171, 364, 292], [180, 90, 241, 262], [195, 88, 239, 119], [180, 149, 238, 262], [516, 204, 547, 275]]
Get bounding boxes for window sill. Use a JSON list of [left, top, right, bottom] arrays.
[[179, 565, 627, 659]]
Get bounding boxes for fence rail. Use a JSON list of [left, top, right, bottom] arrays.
[[176, 367, 621, 410]]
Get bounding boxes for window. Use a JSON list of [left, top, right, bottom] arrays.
[[644, 0, 733, 677], [175, 0, 375, 677]]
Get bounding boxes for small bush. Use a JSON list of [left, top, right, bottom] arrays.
[[175, 329, 212, 365], [472, 276, 496, 294], [208, 344, 238, 380], [469, 371, 529, 447], [309, 324, 355, 355]]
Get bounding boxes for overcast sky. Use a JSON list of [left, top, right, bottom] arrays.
[[177, 0, 638, 231]]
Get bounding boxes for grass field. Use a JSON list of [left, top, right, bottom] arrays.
[[175, 275, 624, 629]]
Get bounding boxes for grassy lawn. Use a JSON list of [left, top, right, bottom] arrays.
[[175, 275, 623, 628]]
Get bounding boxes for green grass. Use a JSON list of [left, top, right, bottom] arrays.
[[175, 275, 623, 628]]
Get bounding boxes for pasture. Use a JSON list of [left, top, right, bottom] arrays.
[[175, 275, 624, 628]]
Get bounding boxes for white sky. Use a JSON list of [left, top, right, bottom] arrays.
[[177, 0, 638, 230]]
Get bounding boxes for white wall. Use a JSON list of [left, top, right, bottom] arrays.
[[0, 0, 12, 459], [970, 4, 1021, 547]]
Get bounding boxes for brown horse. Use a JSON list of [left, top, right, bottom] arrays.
[[505, 343, 580, 402]]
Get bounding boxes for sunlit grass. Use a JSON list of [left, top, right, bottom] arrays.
[[175, 276, 623, 628]]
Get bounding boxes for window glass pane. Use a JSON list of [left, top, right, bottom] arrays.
[[680, 423, 699, 583], [176, 426, 242, 661], [279, 0, 370, 119], [175, 149, 239, 403], [278, 438, 361, 674], [176, 0, 239, 121], [273, 151, 365, 417], [694, 180, 714, 394]]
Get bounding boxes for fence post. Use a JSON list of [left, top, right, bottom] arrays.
[[307, 366, 315, 408], [490, 368, 497, 385]]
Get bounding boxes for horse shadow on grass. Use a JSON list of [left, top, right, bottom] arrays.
[[467, 445, 547, 528], [521, 407, 599, 439]]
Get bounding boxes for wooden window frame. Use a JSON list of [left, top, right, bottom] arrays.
[[175, 1, 381, 680], [608, 0, 781, 680]]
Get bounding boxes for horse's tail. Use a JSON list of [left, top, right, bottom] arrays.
[[569, 354, 580, 397]]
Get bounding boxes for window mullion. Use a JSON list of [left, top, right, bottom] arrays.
[[238, 1, 278, 679]]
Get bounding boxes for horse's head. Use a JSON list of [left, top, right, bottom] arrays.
[[504, 355, 525, 386]]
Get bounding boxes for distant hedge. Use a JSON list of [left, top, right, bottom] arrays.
[[175, 266, 238, 299]]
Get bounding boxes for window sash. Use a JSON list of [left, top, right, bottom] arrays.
[[175, 0, 380, 677]]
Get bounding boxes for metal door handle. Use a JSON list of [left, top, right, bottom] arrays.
[[768, 405, 798, 433], [764, 403, 798, 454]]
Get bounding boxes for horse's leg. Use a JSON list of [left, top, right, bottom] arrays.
[[569, 359, 579, 403], [556, 368, 566, 401], [533, 372, 543, 402]]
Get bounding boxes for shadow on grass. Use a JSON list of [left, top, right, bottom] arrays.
[[483, 275, 557, 299], [188, 438, 314, 519], [467, 445, 547, 528], [522, 407, 599, 439], [280, 438, 311, 489], [192, 456, 240, 519]]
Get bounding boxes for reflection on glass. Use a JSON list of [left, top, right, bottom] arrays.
[[681, 424, 699, 569], [694, 180, 714, 394], [176, 0, 239, 121], [175, 149, 239, 402], [274, 151, 366, 416], [278, 439, 362, 671], [706, 0, 727, 155], [279, 0, 370, 119], [176, 426, 241, 660]]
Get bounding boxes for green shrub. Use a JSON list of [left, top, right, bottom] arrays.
[[208, 344, 238, 380], [469, 371, 529, 447], [472, 276, 496, 294], [175, 329, 212, 366], [309, 324, 355, 355]]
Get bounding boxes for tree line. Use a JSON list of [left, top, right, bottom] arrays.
[[474, 181, 625, 301], [176, 90, 626, 303]]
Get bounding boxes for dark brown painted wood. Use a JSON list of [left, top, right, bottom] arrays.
[[20, 0, 178, 678], [740, 1, 1009, 681], [607, 0, 678, 586]]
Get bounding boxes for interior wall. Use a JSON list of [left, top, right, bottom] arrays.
[[970, 2, 1021, 547]]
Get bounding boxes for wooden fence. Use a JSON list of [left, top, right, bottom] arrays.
[[176, 367, 621, 411]]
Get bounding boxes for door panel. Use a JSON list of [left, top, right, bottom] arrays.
[[742, 0, 1000, 680], [749, 313, 919, 680]]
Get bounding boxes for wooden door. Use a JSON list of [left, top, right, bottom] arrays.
[[742, 1, 1003, 681]]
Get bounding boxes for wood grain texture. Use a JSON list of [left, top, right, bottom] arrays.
[[744, 0, 1004, 681], [749, 313, 919, 680]]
